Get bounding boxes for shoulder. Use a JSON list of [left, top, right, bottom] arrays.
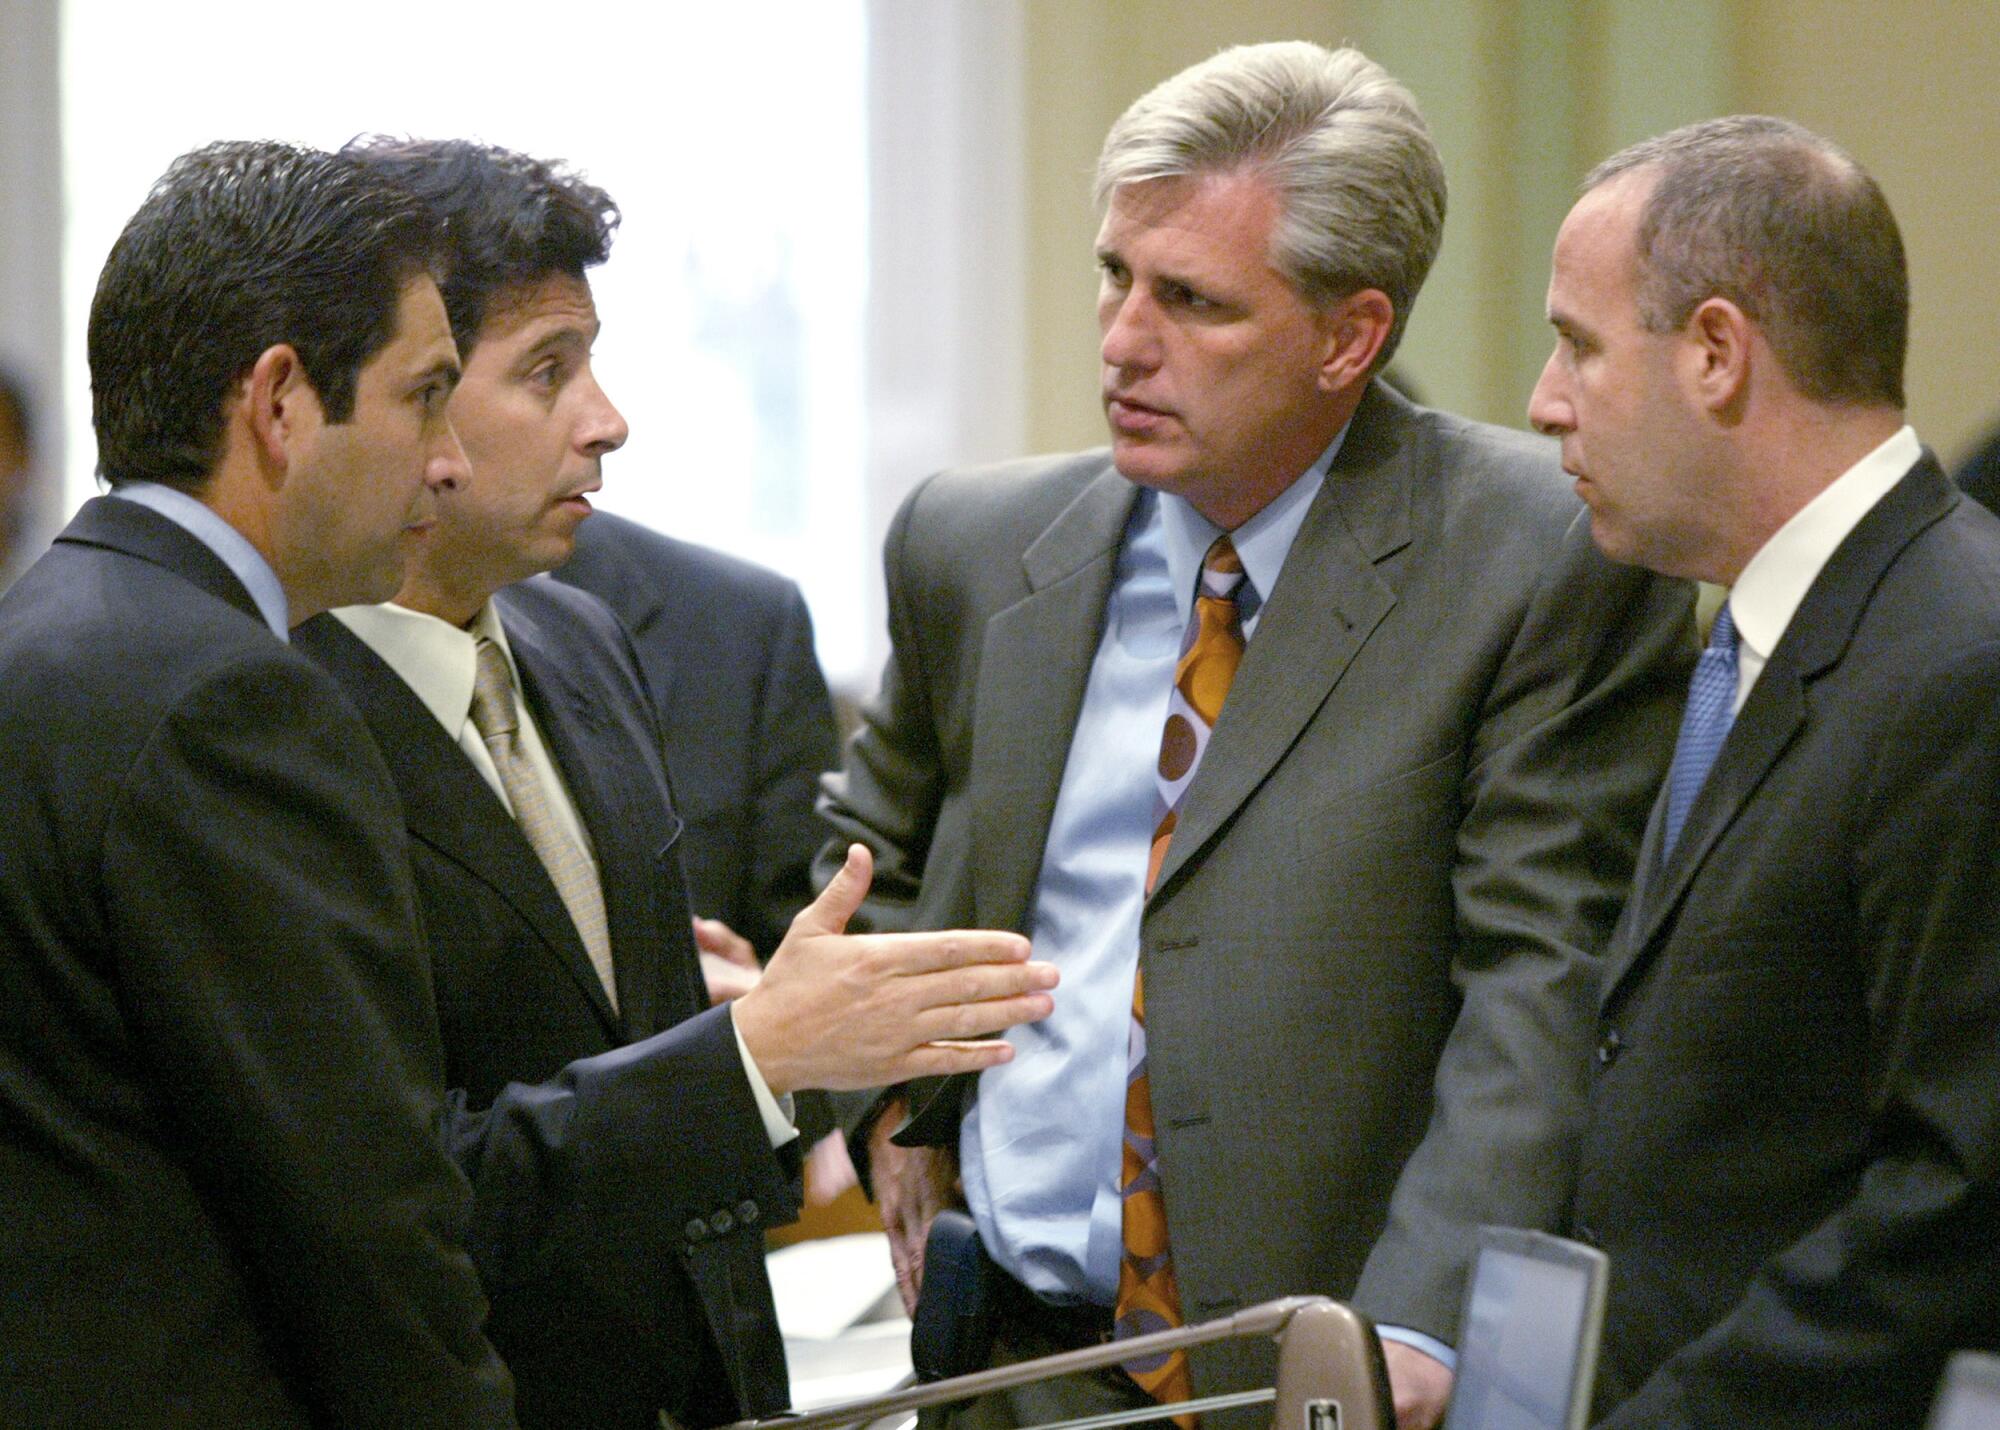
[[561, 511, 805, 629], [1378, 388, 1579, 535], [893, 450, 1120, 566]]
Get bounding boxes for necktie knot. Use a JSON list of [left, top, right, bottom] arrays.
[[469, 637, 521, 742], [1707, 601, 1739, 657], [1199, 533, 1246, 597]]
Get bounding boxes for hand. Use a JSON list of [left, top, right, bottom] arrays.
[[731, 844, 1058, 1095], [804, 1132, 860, 1206], [694, 916, 761, 1005], [869, 1103, 960, 1315], [1382, 1340, 1453, 1430]]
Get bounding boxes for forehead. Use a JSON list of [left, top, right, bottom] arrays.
[[472, 274, 599, 357], [1549, 176, 1650, 309], [1097, 171, 1284, 278]]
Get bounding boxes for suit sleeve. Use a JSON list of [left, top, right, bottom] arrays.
[[1354, 512, 1696, 1341], [742, 582, 841, 958], [1597, 640, 2000, 1430], [101, 655, 514, 1429]]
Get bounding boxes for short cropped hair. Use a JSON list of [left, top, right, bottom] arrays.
[[1095, 41, 1446, 368], [87, 140, 443, 492], [1585, 115, 1907, 408], [345, 138, 619, 357]]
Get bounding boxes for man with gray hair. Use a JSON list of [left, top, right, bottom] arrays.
[[821, 41, 1691, 1428], [1532, 116, 2000, 1428]]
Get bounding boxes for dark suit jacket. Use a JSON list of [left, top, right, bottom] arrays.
[[1954, 424, 2000, 517], [1578, 454, 2000, 1429], [0, 498, 511, 1427], [557, 511, 839, 959], [297, 577, 798, 1430], [819, 383, 1695, 1394]]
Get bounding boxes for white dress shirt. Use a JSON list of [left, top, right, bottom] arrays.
[[333, 597, 796, 1148], [1728, 426, 1921, 711]]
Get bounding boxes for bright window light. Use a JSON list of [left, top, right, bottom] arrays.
[[61, 1, 872, 679]]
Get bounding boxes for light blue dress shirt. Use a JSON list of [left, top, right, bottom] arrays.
[[112, 481, 291, 639], [958, 438, 1335, 1303]]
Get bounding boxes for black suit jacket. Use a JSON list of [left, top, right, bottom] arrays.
[[0, 498, 511, 1427], [297, 577, 798, 1430], [1577, 455, 2000, 1428], [557, 511, 839, 960]]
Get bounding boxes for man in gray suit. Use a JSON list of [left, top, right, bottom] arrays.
[[818, 41, 1692, 1430]]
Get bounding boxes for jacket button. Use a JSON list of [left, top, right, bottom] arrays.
[[709, 1209, 736, 1236], [1595, 1028, 1624, 1066], [737, 1200, 760, 1226], [684, 1217, 709, 1244]]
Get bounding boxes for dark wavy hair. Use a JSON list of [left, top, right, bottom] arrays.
[[87, 140, 444, 491], [344, 137, 619, 357]]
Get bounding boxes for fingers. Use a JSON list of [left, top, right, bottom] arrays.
[[698, 951, 760, 1006], [693, 916, 758, 969], [1382, 1340, 1454, 1430], [852, 927, 1036, 979], [886, 1036, 1021, 1081], [791, 843, 873, 938]]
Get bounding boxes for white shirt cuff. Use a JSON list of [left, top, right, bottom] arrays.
[[729, 1005, 800, 1149]]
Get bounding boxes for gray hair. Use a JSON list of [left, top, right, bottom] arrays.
[[1094, 41, 1446, 367], [1586, 115, 1906, 408]]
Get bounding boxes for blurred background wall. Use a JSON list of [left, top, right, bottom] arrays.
[[2, 0, 1994, 665]]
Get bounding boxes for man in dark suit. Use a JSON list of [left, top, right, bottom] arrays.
[[1528, 115, 2000, 1428], [1953, 423, 2000, 515], [816, 42, 1691, 1430], [298, 139, 1059, 1430], [0, 142, 513, 1425], [559, 511, 839, 968]]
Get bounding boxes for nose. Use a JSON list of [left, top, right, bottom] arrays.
[[1527, 349, 1573, 437], [1099, 286, 1160, 375], [428, 417, 471, 491], [579, 373, 629, 456]]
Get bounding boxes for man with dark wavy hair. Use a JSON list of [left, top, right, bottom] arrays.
[[302, 138, 1057, 1429], [0, 141, 512, 1426]]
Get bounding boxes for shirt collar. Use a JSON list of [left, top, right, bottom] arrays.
[[331, 598, 516, 737], [111, 481, 291, 639], [1728, 425, 1920, 666], [1159, 424, 1349, 631]]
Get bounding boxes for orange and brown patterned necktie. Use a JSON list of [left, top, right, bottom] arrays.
[[1116, 534, 1250, 1423]]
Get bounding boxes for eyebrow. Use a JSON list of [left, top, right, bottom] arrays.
[[416, 358, 462, 393]]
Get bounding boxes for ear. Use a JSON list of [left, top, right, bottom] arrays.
[[242, 344, 319, 478], [1682, 296, 1753, 414], [1317, 288, 1395, 394]]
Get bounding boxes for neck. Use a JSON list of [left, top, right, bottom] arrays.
[[1711, 402, 1904, 585]]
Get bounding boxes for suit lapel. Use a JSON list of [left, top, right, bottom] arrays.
[[501, 595, 667, 1038], [968, 468, 1139, 932], [1150, 386, 1408, 896], [297, 612, 624, 1038], [1601, 452, 1958, 1006]]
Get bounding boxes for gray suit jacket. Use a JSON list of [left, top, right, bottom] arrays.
[[819, 383, 1694, 1393], [1579, 454, 2000, 1429]]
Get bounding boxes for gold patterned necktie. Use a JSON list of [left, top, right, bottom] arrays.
[[468, 637, 619, 1011], [1117, 534, 1249, 1420]]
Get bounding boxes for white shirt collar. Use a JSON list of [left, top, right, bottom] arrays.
[[111, 481, 291, 639], [1159, 424, 1349, 631], [1729, 425, 1920, 681], [330, 598, 516, 734]]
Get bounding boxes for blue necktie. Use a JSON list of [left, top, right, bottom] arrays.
[[1662, 602, 1739, 857]]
